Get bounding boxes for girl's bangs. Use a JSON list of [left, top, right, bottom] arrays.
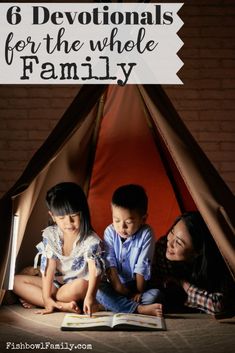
[[50, 199, 81, 216]]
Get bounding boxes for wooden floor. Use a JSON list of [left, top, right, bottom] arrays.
[[0, 305, 235, 353]]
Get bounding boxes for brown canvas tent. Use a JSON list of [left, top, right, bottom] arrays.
[[0, 84, 235, 301]]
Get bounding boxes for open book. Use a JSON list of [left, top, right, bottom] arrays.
[[61, 311, 166, 331]]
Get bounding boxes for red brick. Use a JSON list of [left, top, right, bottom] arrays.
[[206, 151, 235, 162], [28, 108, 62, 120], [179, 27, 201, 38], [200, 142, 221, 151], [198, 68, 235, 79], [0, 140, 8, 149], [185, 59, 220, 69], [4, 161, 27, 171], [184, 79, 221, 89], [0, 109, 28, 119], [0, 161, 6, 170], [0, 120, 7, 129], [7, 140, 40, 151], [165, 88, 200, 100], [220, 162, 235, 172], [176, 100, 223, 110], [199, 110, 234, 123], [0, 173, 22, 184], [0, 150, 29, 161], [180, 48, 200, 58], [199, 111, 235, 121], [221, 142, 235, 151], [199, 49, 235, 58], [180, 69, 200, 79], [187, 121, 220, 132], [222, 59, 235, 68], [200, 27, 235, 38], [8, 98, 49, 108], [0, 99, 9, 108], [28, 88, 54, 98], [184, 38, 222, 49], [221, 122, 235, 132], [183, 5, 235, 17], [0, 87, 27, 97], [28, 131, 50, 140], [49, 87, 79, 98], [221, 172, 235, 183], [198, 132, 235, 142], [222, 79, 235, 88], [0, 130, 28, 140], [200, 90, 235, 99], [178, 111, 200, 121], [6, 119, 52, 130], [184, 16, 235, 27], [50, 98, 74, 108]]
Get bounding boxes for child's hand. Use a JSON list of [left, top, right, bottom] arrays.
[[131, 292, 142, 303], [35, 297, 62, 315], [83, 295, 95, 317]]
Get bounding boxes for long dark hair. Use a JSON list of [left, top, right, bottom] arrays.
[[46, 182, 93, 240], [170, 212, 228, 292]]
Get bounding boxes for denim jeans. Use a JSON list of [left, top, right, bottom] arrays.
[[96, 280, 162, 313]]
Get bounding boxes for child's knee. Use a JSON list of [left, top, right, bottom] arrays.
[[13, 274, 28, 292], [63, 279, 88, 301], [150, 288, 163, 302], [13, 274, 24, 286], [141, 288, 163, 305]]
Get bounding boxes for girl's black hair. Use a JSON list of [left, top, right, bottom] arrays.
[[46, 182, 93, 240], [170, 211, 229, 292]]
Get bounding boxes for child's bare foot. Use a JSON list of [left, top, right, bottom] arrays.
[[57, 300, 81, 313], [137, 303, 163, 317], [19, 298, 36, 309]]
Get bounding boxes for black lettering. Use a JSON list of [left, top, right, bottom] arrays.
[[20, 56, 39, 79], [33, 6, 49, 25]]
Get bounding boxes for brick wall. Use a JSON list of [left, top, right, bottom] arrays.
[[166, 0, 235, 194], [0, 0, 235, 197]]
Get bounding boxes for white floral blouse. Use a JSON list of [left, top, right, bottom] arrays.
[[34, 225, 104, 286]]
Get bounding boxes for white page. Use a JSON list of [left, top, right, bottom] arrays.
[[62, 312, 113, 329], [112, 313, 165, 330]]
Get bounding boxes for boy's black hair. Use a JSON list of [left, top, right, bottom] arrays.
[[46, 182, 93, 240], [111, 184, 148, 216]]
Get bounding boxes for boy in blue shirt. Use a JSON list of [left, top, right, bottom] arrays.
[[97, 184, 162, 316]]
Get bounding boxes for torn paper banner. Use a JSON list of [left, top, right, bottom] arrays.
[[0, 3, 184, 85]]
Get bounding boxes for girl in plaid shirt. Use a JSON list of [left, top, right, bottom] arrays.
[[151, 212, 234, 317]]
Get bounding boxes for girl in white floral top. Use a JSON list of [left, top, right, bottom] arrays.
[[13, 182, 104, 315]]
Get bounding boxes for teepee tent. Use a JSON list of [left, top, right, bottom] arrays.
[[0, 84, 234, 301]]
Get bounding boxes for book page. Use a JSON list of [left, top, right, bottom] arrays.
[[61, 312, 114, 330], [112, 313, 165, 330]]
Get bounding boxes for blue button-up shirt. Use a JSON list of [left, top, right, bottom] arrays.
[[103, 224, 155, 283]]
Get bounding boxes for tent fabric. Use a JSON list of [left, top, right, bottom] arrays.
[[0, 84, 234, 300], [87, 85, 181, 237]]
